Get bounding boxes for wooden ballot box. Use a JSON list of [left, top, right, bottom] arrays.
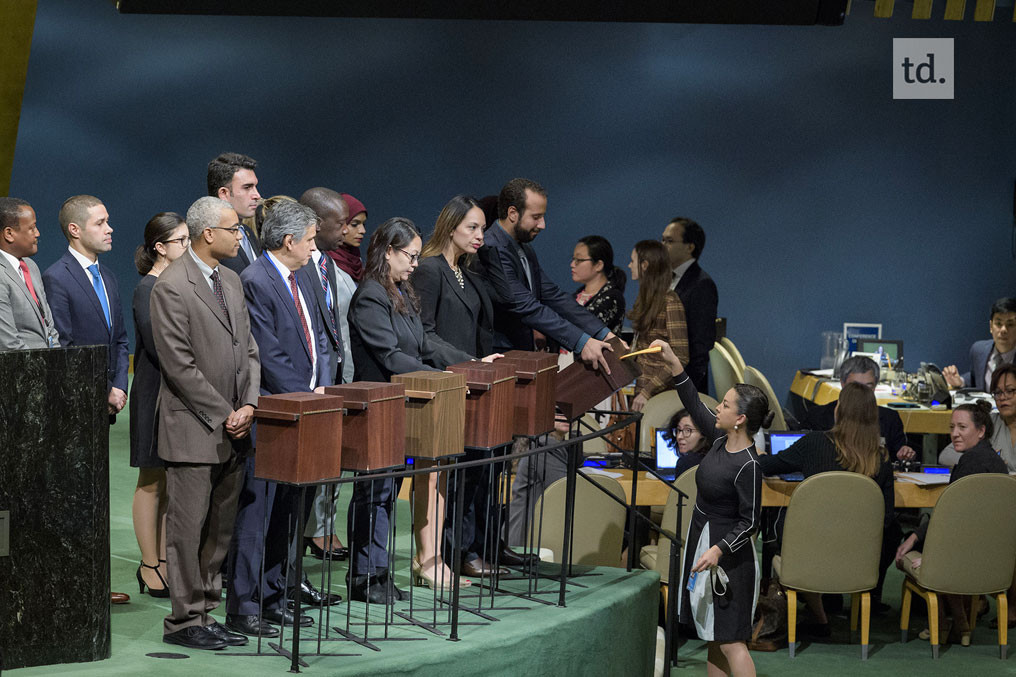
[[324, 382, 406, 472], [254, 392, 344, 484], [555, 337, 638, 420], [498, 351, 559, 437], [446, 361, 517, 448], [392, 370, 466, 459]]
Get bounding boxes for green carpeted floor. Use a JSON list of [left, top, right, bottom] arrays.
[[9, 405, 1016, 676]]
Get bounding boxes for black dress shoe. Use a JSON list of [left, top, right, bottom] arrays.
[[263, 607, 314, 627], [304, 536, 349, 561], [205, 621, 249, 646], [348, 574, 405, 604], [461, 557, 509, 578], [288, 578, 342, 607], [163, 626, 227, 651], [498, 544, 540, 568], [224, 613, 280, 638]]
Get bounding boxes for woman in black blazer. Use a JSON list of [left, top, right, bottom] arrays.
[[415, 195, 506, 578], [129, 212, 190, 598], [347, 217, 474, 601]]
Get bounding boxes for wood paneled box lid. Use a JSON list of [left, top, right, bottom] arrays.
[[555, 337, 637, 420], [254, 392, 344, 485], [323, 382, 405, 472]]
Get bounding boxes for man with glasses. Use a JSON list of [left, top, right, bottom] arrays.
[[207, 152, 262, 274], [661, 217, 717, 393], [151, 196, 260, 650], [944, 297, 1016, 392]]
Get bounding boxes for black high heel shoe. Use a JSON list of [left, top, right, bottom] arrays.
[[137, 561, 170, 598]]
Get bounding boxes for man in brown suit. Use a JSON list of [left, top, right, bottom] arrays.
[[151, 196, 261, 651]]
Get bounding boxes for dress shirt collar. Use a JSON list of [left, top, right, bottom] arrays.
[[68, 245, 98, 270], [0, 248, 21, 274], [188, 248, 217, 290], [671, 258, 695, 286], [992, 344, 1016, 367]]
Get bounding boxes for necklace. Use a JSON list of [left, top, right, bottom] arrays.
[[452, 265, 465, 289]]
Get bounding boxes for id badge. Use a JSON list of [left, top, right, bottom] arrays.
[[686, 570, 698, 592]]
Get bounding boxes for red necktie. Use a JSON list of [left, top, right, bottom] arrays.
[[288, 272, 312, 356], [18, 260, 43, 316]]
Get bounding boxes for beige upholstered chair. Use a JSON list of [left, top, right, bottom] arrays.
[[639, 389, 719, 453], [719, 337, 747, 373], [527, 474, 627, 567], [742, 365, 788, 431], [639, 466, 698, 617], [709, 342, 742, 401], [773, 471, 884, 659], [899, 474, 1016, 659], [579, 413, 608, 455]]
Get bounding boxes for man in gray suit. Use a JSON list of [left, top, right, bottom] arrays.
[[151, 196, 260, 651], [0, 197, 59, 350]]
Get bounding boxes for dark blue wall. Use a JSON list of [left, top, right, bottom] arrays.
[[11, 1, 1016, 400]]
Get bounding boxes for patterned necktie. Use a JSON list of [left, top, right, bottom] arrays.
[[210, 270, 231, 325], [318, 256, 337, 338], [18, 260, 44, 318], [87, 263, 111, 330], [289, 272, 313, 356]]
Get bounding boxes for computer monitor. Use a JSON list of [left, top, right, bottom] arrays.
[[654, 428, 681, 470], [855, 338, 903, 363], [767, 431, 806, 455]]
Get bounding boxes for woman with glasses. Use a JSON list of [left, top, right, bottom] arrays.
[[346, 217, 475, 603], [660, 409, 709, 478], [569, 235, 625, 335], [939, 363, 1016, 471], [129, 212, 190, 598]]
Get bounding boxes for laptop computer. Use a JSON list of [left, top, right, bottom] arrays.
[[766, 431, 807, 481], [654, 428, 682, 480]]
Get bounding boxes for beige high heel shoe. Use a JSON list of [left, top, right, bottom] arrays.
[[412, 558, 471, 590]]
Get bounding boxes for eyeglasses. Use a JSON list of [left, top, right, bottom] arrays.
[[674, 427, 698, 437], [396, 248, 420, 264], [571, 257, 593, 264], [993, 388, 1016, 401], [161, 236, 190, 248], [212, 224, 243, 235]]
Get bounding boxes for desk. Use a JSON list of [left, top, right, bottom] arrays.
[[611, 470, 946, 508], [789, 370, 951, 435]]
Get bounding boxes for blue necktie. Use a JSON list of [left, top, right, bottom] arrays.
[[87, 263, 111, 330], [241, 227, 256, 263]]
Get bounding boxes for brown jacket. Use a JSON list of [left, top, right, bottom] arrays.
[[151, 252, 260, 464]]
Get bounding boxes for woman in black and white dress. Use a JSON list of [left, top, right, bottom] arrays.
[[652, 339, 770, 677]]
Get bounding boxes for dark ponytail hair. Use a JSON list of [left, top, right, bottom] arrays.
[[955, 400, 994, 439], [733, 383, 775, 435], [578, 234, 626, 292], [135, 211, 185, 275]]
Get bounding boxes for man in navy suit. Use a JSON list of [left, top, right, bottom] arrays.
[[480, 178, 616, 369], [42, 194, 131, 605], [43, 194, 130, 417], [207, 152, 262, 275], [662, 217, 718, 393], [225, 199, 329, 637], [944, 297, 1016, 391], [296, 188, 352, 565]]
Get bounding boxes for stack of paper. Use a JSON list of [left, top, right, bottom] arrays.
[[895, 472, 950, 485]]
